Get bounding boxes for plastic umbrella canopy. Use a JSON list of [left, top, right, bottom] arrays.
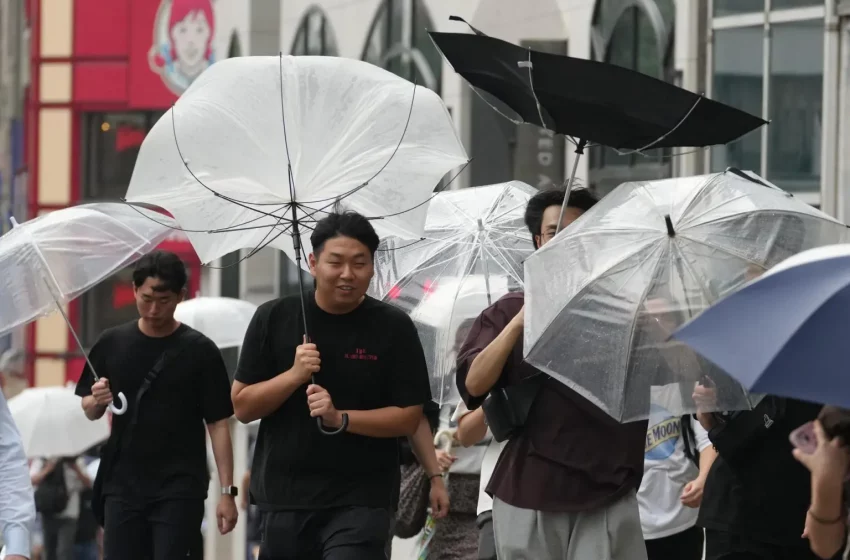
[[125, 55, 470, 267], [673, 243, 850, 410], [0, 203, 180, 339], [371, 181, 535, 405], [8, 386, 110, 458], [523, 170, 848, 422], [174, 297, 258, 349]]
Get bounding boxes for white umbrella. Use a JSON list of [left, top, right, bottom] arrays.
[[8, 387, 109, 458], [125, 54, 469, 267], [174, 297, 257, 349], [523, 170, 848, 422], [1, 203, 180, 414]]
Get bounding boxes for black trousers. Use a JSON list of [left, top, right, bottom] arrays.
[[260, 506, 391, 560], [705, 529, 841, 560], [103, 496, 205, 560], [645, 525, 704, 560]]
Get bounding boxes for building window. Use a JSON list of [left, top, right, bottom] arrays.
[[291, 6, 339, 56], [709, 2, 825, 195], [588, 0, 676, 195], [361, 0, 442, 94], [82, 112, 164, 202]]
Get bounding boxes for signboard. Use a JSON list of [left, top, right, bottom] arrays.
[[129, 0, 219, 108], [512, 40, 568, 190]]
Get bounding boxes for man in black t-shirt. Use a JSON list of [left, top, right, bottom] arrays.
[[232, 211, 431, 560], [76, 251, 238, 560]]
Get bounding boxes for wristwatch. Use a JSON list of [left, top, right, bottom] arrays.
[[221, 485, 239, 497]]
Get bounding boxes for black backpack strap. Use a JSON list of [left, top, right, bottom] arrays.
[[91, 328, 203, 527]]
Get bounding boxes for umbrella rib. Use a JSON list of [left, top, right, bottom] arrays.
[[683, 208, 839, 233], [619, 244, 669, 419], [670, 241, 714, 308], [676, 234, 765, 269]]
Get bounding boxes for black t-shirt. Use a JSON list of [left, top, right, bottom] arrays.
[[236, 293, 431, 511], [75, 321, 233, 501], [698, 398, 822, 546]]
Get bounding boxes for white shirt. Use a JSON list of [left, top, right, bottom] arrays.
[[0, 390, 35, 558], [452, 402, 506, 516], [638, 386, 711, 540]]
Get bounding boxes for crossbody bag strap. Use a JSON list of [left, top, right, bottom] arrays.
[[125, 329, 203, 439]]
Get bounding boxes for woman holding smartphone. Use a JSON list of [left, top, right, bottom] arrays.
[[792, 407, 850, 559]]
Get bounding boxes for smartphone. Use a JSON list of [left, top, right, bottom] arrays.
[[790, 421, 817, 455]]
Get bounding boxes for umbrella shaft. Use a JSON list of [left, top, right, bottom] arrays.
[[45, 282, 101, 382], [556, 142, 586, 235]]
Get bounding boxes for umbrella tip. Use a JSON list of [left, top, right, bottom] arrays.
[[9, 217, 18, 228], [664, 215, 675, 237]]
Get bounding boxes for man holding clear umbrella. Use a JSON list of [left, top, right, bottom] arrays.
[[76, 251, 237, 559], [232, 211, 432, 560], [456, 188, 648, 560]]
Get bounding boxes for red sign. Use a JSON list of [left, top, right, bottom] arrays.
[[128, 0, 217, 109]]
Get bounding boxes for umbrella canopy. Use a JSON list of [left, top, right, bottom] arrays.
[[0, 202, 179, 415], [174, 297, 258, 349], [125, 55, 469, 266], [428, 28, 767, 150], [673, 244, 850, 410], [523, 170, 847, 422], [9, 387, 110, 458], [371, 181, 535, 404], [0, 203, 178, 337]]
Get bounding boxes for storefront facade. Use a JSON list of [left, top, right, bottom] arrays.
[[25, 0, 249, 387]]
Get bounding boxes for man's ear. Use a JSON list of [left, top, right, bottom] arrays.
[[308, 252, 317, 274], [180, 288, 188, 302]]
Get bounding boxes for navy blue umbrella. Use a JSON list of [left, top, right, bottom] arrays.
[[673, 243, 850, 409]]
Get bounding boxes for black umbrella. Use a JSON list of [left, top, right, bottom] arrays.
[[429, 17, 768, 229]]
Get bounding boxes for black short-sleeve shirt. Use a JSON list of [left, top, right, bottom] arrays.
[[236, 293, 431, 511], [75, 321, 233, 500]]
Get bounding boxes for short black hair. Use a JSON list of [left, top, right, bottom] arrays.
[[524, 188, 599, 249], [310, 211, 380, 257], [132, 251, 188, 294]]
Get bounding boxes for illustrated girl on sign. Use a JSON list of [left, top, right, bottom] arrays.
[[148, 0, 216, 94]]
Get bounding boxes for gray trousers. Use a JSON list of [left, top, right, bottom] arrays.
[[42, 516, 77, 560], [492, 492, 647, 560]]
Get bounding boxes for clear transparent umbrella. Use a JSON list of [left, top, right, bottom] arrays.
[[125, 55, 469, 267], [523, 170, 848, 422], [371, 181, 536, 405], [8, 386, 110, 458], [0, 203, 180, 414]]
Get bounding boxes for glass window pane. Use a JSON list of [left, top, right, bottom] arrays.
[[772, 0, 823, 9], [767, 20, 823, 192], [714, 0, 763, 17], [710, 27, 764, 173]]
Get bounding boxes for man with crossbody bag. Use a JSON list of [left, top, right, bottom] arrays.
[[76, 251, 238, 560]]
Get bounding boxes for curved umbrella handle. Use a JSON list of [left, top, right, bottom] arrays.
[[317, 414, 349, 435], [109, 392, 128, 415]]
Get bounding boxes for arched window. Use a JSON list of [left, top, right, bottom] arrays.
[[227, 32, 242, 58], [290, 6, 339, 56], [588, 0, 676, 195], [361, 0, 442, 94]]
